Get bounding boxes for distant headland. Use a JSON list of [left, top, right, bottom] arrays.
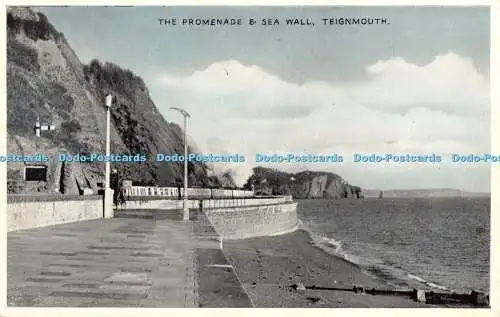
[[242, 167, 362, 199], [362, 189, 490, 198]]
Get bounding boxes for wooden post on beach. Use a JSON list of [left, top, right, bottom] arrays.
[[296, 282, 306, 292], [416, 290, 426, 303]]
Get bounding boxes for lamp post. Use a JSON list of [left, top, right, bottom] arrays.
[[170, 106, 191, 221], [104, 94, 114, 219], [289, 176, 296, 199]]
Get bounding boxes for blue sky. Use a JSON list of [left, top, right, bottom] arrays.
[[34, 6, 491, 191]]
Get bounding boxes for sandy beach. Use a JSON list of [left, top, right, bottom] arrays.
[[222, 229, 435, 308]]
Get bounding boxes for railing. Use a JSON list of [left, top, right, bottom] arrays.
[[123, 186, 254, 199], [119, 195, 294, 209], [123, 195, 289, 201]]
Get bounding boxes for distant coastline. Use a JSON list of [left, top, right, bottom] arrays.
[[362, 189, 490, 198]]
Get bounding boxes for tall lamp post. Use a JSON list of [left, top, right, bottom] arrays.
[[170, 106, 191, 221], [104, 94, 114, 219], [289, 176, 296, 199]]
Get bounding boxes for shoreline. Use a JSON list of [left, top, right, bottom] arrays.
[[291, 228, 471, 295], [222, 229, 443, 308], [298, 224, 451, 293]]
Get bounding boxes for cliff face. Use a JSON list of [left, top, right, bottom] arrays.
[[7, 7, 231, 194], [243, 167, 362, 199]]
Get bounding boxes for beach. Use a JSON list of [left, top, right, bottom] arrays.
[[223, 229, 435, 308]]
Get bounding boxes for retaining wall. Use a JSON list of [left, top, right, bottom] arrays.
[[7, 195, 103, 232]]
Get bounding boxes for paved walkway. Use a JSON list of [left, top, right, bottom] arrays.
[[7, 209, 237, 307]]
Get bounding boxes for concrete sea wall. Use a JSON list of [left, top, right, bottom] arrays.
[[205, 201, 299, 240], [8, 194, 300, 240], [119, 196, 299, 240], [7, 195, 103, 232]]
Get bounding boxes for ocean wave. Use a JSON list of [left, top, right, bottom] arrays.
[[299, 221, 361, 265], [408, 274, 449, 291], [299, 221, 454, 292], [321, 235, 344, 252]]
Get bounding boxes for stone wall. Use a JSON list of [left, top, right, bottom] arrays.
[[7, 195, 103, 232]]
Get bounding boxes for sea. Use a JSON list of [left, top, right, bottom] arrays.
[[297, 197, 490, 294]]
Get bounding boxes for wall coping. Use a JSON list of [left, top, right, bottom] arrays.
[[7, 194, 102, 203]]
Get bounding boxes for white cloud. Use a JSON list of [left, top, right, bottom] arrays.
[[356, 52, 489, 115], [154, 52, 490, 191]]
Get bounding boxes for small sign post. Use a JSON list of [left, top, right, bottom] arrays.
[[34, 115, 55, 137]]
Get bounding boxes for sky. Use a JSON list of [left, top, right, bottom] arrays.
[[34, 6, 491, 192]]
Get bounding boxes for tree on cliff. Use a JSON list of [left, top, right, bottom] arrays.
[[353, 186, 362, 198], [243, 166, 363, 199]]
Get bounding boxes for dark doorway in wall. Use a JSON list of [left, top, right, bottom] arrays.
[[24, 165, 47, 182]]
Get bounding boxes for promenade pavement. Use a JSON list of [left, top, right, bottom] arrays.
[[7, 209, 253, 308]]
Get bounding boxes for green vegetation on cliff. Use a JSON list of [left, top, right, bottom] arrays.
[[243, 167, 362, 199], [6, 7, 233, 194]]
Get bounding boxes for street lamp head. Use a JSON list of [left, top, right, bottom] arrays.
[[105, 94, 113, 108], [170, 106, 191, 118]]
